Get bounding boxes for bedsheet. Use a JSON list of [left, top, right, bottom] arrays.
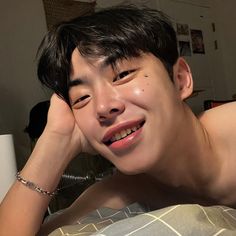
[[49, 203, 236, 236]]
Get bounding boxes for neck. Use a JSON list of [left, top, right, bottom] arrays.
[[149, 104, 221, 196]]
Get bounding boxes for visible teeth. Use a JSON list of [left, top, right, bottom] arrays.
[[120, 130, 127, 138], [115, 133, 121, 140], [126, 128, 132, 134], [110, 125, 140, 143]]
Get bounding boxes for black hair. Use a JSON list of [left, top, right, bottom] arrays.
[[37, 5, 179, 104]]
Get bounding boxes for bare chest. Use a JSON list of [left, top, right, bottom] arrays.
[[138, 176, 236, 210]]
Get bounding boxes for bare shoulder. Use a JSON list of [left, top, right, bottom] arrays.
[[199, 101, 236, 120], [198, 102, 236, 204], [198, 101, 236, 139]]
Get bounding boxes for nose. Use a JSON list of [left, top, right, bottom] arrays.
[[95, 85, 125, 123]]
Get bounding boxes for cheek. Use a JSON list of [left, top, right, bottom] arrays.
[[133, 87, 145, 96], [129, 76, 151, 96], [73, 110, 95, 139], [126, 77, 155, 106]]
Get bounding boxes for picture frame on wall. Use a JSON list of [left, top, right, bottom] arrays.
[[176, 23, 189, 36], [178, 41, 191, 56], [191, 29, 205, 54]]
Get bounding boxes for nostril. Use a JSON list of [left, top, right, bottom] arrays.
[[110, 108, 119, 114], [99, 115, 106, 120], [98, 108, 120, 122]]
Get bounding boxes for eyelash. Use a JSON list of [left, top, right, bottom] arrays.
[[113, 69, 136, 82], [73, 95, 90, 107]]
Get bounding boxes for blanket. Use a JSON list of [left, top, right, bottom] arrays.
[[49, 203, 236, 236]]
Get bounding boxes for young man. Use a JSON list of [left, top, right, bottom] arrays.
[[0, 6, 236, 236]]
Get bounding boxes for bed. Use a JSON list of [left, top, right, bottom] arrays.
[[48, 203, 236, 236]]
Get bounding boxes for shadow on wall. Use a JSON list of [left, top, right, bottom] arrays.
[[0, 84, 35, 169]]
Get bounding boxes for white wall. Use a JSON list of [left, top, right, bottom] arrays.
[[168, 0, 236, 100], [211, 0, 236, 99], [0, 0, 50, 168]]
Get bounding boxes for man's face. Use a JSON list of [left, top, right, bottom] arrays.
[[69, 49, 185, 174]]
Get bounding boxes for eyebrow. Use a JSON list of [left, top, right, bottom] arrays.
[[67, 56, 127, 90], [68, 78, 84, 89]]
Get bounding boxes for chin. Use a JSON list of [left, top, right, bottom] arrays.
[[116, 164, 149, 176]]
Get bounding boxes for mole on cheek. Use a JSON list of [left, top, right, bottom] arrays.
[[144, 74, 149, 78]]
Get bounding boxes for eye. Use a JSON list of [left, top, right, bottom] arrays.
[[72, 94, 90, 109], [113, 69, 136, 82]]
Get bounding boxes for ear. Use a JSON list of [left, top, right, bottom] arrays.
[[173, 57, 193, 100]]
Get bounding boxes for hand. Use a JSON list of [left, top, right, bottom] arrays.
[[43, 94, 95, 160], [45, 94, 77, 136]]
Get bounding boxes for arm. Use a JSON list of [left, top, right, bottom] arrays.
[[39, 171, 183, 235], [0, 94, 88, 236], [39, 173, 135, 236], [38, 171, 140, 235]]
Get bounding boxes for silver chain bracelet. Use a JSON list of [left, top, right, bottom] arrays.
[[16, 172, 57, 197]]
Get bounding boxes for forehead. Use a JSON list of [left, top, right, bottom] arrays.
[[70, 48, 155, 78], [71, 48, 107, 75]]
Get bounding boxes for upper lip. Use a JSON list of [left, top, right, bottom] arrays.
[[102, 119, 145, 144]]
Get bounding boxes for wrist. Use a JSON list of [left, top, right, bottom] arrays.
[[20, 138, 71, 194]]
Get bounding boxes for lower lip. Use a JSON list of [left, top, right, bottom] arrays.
[[108, 127, 143, 151]]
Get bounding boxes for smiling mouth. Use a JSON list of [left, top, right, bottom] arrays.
[[104, 121, 145, 146]]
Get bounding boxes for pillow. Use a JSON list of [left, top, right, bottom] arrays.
[[49, 204, 236, 236]]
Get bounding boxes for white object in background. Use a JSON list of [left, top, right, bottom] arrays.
[[0, 134, 17, 202]]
